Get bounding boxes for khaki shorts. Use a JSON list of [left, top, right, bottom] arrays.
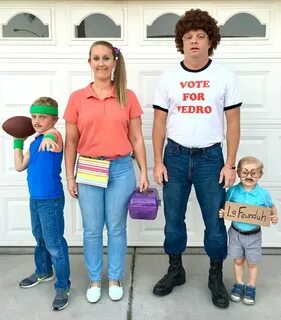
[[228, 226, 262, 264]]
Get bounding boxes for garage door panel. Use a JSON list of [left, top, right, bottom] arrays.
[[67, 70, 90, 95], [67, 2, 127, 45], [238, 71, 268, 112], [216, 6, 271, 42], [237, 67, 281, 118], [0, 188, 35, 245], [0, 70, 57, 119], [239, 129, 281, 183], [262, 191, 281, 245], [0, 3, 55, 45], [127, 62, 173, 102], [0, 134, 34, 185], [140, 5, 186, 47]]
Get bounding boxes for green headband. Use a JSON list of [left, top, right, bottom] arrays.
[[30, 105, 58, 116]]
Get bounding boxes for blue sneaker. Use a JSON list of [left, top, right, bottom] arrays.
[[19, 272, 55, 288], [52, 290, 70, 311], [230, 283, 244, 302], [243, 285, 256, 305]]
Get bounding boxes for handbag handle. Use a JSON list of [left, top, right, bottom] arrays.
[[134, 187, 161, 206], [135, 187, 153, 194]]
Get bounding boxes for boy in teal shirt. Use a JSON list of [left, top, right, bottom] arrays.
[[219, 156, 278, 305]]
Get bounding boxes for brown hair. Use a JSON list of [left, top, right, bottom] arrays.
[[32, 97, 58, 108], [88, 41, 127, 107], [237, 156, 264, 171], [175, 8, 221, 56]]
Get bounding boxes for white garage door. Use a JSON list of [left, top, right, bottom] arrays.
[[0, 0, 281, 247]]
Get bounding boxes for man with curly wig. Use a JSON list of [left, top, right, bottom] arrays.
[[152, 9, 241, 308]]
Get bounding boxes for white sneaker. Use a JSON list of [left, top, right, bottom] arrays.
[[109, 282, 123, 301], [86, 284, 101, 303]]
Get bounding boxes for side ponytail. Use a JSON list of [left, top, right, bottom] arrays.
[[113, 51, 127, 107]]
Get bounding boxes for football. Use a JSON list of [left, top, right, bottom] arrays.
[[2, 116, 35, 138]]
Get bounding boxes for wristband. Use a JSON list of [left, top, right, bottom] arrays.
[[43, 133, 56, 141], [13, 139, 24, 150], [225, 164, 236, 170]]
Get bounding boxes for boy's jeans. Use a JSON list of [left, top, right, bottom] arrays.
[[78, 155, 136, 282], [163, 138, 227, 261], [30, 195, 70, 291]]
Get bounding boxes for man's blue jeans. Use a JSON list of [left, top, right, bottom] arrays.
[[163, 139, 227, 261], [30, 195, 70, 291], [78, 155, 136, 282]]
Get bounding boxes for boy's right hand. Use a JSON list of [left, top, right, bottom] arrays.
[[219, 208, 225, 218], [13, 137, 27, 150]]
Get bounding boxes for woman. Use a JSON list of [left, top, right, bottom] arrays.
[[64, 41, 149, 303]]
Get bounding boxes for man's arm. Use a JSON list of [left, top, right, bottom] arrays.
[[219, 107, 240, 187], [225, 107, 240, 167], [152, 109, 168, 186]]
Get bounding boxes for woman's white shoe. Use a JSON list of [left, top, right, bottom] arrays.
[[86, 284, 101, 303], [109, 282, 123, 301]]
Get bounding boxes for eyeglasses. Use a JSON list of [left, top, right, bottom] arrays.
[[239, 169, 262, 178], [182, 33, 208, 41]]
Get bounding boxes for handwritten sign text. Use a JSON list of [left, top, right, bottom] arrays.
[[224, 201, 272, 227]]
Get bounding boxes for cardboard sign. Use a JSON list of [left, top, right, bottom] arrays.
[[223, 201, 272, 227]]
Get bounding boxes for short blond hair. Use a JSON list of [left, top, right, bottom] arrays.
[[32, 96, 58, 108], [237, 156, 264, 171]]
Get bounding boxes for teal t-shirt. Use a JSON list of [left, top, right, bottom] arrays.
[[226, 182, 273, 231]]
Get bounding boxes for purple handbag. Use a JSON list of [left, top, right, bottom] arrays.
[[128, 188, 160, 220]]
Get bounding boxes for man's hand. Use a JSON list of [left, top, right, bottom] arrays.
[[153, 162, 168, 187], [219, 166, 236, 187]]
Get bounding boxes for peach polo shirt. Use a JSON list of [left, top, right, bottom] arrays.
[[63, 83, 143, 158]]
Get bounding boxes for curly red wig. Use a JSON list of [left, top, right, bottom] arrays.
[[175, 9, 221, 56]]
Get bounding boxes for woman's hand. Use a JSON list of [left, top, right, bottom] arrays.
[[67, 176, 78, 199], [138, 172, 149, 192]]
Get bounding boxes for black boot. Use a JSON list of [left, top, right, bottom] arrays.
[[208, 260, 229, 308], [153, 254, 186, 296]]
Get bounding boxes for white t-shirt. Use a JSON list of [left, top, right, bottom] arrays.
[[153, 59, 242, 148]]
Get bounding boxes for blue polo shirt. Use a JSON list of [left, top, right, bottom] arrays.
[[226, 183, 273, 231]]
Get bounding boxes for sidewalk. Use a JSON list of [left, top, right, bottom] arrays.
[[1, 249, 281, 320]]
